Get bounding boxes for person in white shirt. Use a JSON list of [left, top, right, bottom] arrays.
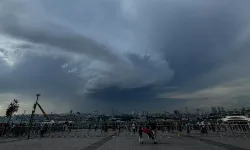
[[132, 123, 136, 134]]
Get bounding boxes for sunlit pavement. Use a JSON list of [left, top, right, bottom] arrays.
[[0, 131, 250, 150]]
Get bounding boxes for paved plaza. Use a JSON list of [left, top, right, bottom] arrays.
[[1, 131, 250, 150]]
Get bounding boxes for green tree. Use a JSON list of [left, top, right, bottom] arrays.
[[6, 99, 19, 118]]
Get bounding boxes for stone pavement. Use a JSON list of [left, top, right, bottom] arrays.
[[184, 131, 250, 150], [0, 137, 24, 143], [0, 129, 112, 144], [97, 135, 227, 150], [0, 137, 103, 150], [200, 136, 250, 149], [0, 131, 250, 150]]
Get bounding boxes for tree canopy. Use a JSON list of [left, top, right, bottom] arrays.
[[6, 99, 19, 118]]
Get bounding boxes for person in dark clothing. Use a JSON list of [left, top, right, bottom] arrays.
[[117, 125, 121, 136], [149, 122, 157, 130], [186, 123, 191, 134], [69, 123, 72, 132], [148, 121, 157, 144], [138, 126, 143, 144], [94, 124, 97, 132], [104, 123, 108, 132], [135, 125, 138, 132], [88, 124, 91, 136], [40, 123, 48, 137], [88, 124, 91, 130]]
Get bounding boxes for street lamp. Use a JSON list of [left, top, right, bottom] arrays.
[[20, 110, 26, 124], [36, 94, 41, 102], [27, 94, 41, 139]]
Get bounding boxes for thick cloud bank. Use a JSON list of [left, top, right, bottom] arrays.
[[0, 0, 250, 114]]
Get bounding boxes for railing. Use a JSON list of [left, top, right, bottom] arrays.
[[0, 124, 250, 140], [0, 124, 115, 140], [157, 124, 250, 138], [114, 124, 250, 138]]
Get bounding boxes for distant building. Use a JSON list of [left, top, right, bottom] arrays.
[[217, 106, 221, 114], [221, 116, 250, 124], [211, 107, 217, 114]]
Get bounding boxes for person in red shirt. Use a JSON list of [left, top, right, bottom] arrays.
[[138, 122, 157, 144]]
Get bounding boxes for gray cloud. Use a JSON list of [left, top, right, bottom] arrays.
[[0, 10, 118, 62], [0, 53, 78, 96], [0, 0, 250, 113]]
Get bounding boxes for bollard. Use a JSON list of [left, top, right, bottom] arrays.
[[177, 131, 181, 137]]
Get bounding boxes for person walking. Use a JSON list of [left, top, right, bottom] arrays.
[[117, 125, 121, 136], [149, 121, 157, 144], [138, 126, 143, 144], [94, 124, 97, 132], [132, 123, 136, 134]]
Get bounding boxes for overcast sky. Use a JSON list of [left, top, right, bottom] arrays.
[[0, 0, 250, 115]]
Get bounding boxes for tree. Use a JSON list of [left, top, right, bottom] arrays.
[[6, 99, 19, 118]]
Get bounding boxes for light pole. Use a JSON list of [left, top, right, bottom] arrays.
[[185, 107, 188, 114], [185, 107, 190, 121], [20, 110, 26, 124], [27, 94, 41, 139]]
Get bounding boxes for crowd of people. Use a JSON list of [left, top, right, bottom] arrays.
[[0, 122, 74, 137], [1, 119, 250, 145]]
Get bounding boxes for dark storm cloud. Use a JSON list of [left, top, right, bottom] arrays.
[[86, 86, 156, 102], [0, 13, 119, 62], [1, 0, 250, 112], [0, 53, 80, 98], [143, 0, 250, 91]]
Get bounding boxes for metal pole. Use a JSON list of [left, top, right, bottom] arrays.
[[185, 107, 190, 121], [20, 110, 26, 124], [27, 94, 40, 139]]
